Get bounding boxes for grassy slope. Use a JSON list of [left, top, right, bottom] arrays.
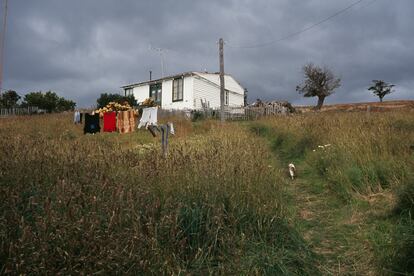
[[1, 112, 412, 274], [286, 160, 395, 275], [0, 114, 320, 274], [249, 111, 414, 275]]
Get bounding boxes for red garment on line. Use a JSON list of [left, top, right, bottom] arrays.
[[103, 112, 116, 132]]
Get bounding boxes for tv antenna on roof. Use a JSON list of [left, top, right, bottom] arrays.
[[149, 44, 167, 78]]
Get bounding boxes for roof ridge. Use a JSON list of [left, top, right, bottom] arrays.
[[122, 71, 234, 88]]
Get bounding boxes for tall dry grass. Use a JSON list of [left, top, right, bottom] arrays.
[[252, 110, 414, 274], [253, 111, 414, 200], [0, 114, 319, 274]]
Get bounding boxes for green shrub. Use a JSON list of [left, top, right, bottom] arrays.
[[191, 110, 204, 121]]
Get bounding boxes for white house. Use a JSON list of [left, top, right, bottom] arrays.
[[121, 72, 245, 110]]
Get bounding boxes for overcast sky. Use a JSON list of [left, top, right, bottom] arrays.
[[3, 0, 413, 107]]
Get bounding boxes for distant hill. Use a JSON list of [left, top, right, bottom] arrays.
[[294, 100, 414, 113]]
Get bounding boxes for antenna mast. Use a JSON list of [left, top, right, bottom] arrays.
[[149, 45, 166, 78]]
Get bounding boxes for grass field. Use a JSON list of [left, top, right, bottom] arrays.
[[1, 110, 413, 274], [250, 111, 414, 275]]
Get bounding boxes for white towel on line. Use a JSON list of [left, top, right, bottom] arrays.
[[168, 122, 175, 135], [74, 111, 80, 123], [148, 107, 158, 126], [138, 107, 158, 128]]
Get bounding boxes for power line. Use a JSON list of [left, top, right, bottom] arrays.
[[226, 0, 373, 49]]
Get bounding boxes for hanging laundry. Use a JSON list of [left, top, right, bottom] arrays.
[[138, 107, 158, 128], [148, 107, 158, 126], [128, 110, 136, 132], [74, 111, 81, 124], [168, 122, 175, 135], [147, 125, 159, 137], [138, 108, 150, 128], [160, 124, 171, 157], [84, 113, 100, 134], [103, 112, 116, 132], [117, 110, 135, 134]]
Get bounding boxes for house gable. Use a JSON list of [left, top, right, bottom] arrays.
[[194, 72, 244, 95]]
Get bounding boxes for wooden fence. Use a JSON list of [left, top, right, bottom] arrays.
[[201, 105, 290, 121], [157, 108, 191, 119], [0, 107, 40, 117], [155, 106, 290, 121]]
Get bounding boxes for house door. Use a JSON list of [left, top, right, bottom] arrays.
[[149, 83, 162, 106]]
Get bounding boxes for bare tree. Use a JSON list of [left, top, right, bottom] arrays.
[[368, 80, 395, 102], [296, 63, 341, 110]]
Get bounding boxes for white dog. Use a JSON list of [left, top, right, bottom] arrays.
[[288, 163, 296, 180]]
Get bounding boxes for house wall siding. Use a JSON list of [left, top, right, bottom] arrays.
[[161, 77, 194, 110], [228, 91, 244, 107], [129, 73, 244, 110], [132, 85, 149, 103], [193, 76, 221, 109], [193, 76, 244, 109], [194, 73, 245, 95], [132, 77, 194, 110]]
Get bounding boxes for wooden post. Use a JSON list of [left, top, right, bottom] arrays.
[[219, 38, 225, 122], [0, 0, 8, 96]]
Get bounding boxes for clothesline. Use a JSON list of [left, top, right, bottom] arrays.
[[74, 107, 175, 157]]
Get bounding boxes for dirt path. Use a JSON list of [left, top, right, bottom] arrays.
[[286, 170, 380, 275], [248, 123, 396, 275]]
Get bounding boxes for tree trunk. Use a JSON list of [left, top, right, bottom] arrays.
[[379, 96, 383, 103], [315, 96, 325, 110]]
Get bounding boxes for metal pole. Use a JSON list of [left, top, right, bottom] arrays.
[[0, 0, 8, 96], [219, 38, 225, 122], [160, 50, 165, 78]]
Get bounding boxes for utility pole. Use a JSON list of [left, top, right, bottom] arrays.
[[0, 0, 8, 96], [219, 38, 225, 122]]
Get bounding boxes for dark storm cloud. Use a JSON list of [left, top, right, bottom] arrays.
[[3, 0, 413, 107]]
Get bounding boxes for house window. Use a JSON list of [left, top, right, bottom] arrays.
[[172, 78, 183, 102], [125, 88, 133, 96], [150, 83, 162, 105], [225, 90, 229, 106]]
